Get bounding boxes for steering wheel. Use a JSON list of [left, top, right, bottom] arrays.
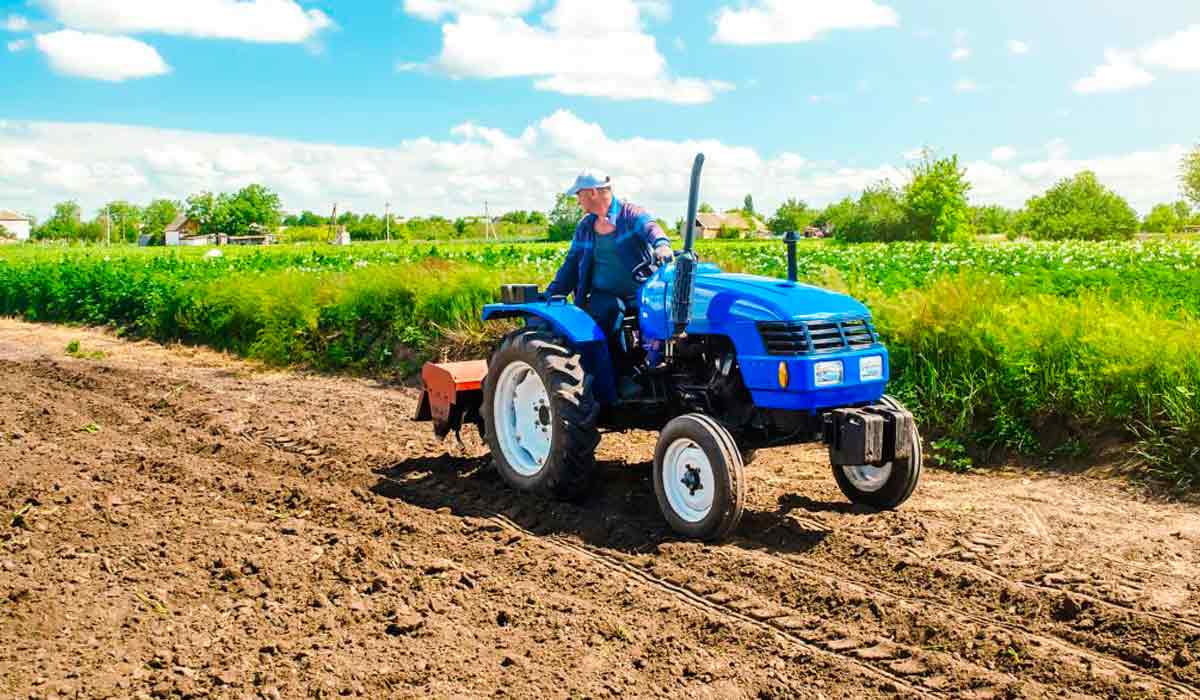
[[631, 259, 658, 285]]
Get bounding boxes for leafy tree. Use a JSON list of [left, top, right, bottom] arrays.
[[716, 224, 741, 239], [185, 192, 218, 233], [0, 224, 12, 240], [548, 193, 583, 241], [1020, 171, 1138, 240], [835, 183, 908, 243], [99, 201, 143, 243], [528, 211, 547, 226], [142, 199, 181, 244], [971, 205, 1018, 236], [767, 198, 815, 234], [814, 198, 855, 232], [698, 202, 715, 213], [296, 211, 328, 227], [220, 184, 282, 235], [1142, 201, 1192, 233], [903, 153, 972, 242], [743, 194, 755, 215], [33, 201, 82, 240], [1182, 144, 1200, 208]]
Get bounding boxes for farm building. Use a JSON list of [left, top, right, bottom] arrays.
[[694, 212, 769, 239], [164, 214, 201, 246], [0, 210, 32, 241]]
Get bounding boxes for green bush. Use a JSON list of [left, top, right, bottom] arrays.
[[1020, 171, 1138, 240], [835, 182, 908, 242], [903, 153, 973, 242]]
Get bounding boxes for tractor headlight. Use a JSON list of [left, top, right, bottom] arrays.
[[814, 360, 843, 387], [859, 355, 883, 381]]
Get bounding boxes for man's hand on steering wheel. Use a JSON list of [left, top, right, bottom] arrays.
[[653, 244, 674, 264]]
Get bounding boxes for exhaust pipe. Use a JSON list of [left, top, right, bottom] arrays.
[[671, 153, 704, 337]]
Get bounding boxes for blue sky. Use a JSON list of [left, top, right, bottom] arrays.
[[2, 0, 1198, 221]]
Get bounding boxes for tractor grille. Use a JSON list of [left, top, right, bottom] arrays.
[[757, 318, 878, 355]]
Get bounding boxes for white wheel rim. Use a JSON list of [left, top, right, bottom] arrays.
[[662, 438, 716, 523], [494, 360, 552, 476], [842, 463, 892, 493]]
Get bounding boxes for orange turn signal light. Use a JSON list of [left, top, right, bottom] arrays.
[[778, 361, 789, 389]]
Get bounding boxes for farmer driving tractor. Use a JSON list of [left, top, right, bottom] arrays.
[[545, 172, 674, 396]]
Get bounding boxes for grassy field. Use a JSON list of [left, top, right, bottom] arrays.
[[1, 238, 1198, 489]]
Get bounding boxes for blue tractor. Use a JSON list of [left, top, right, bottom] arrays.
[[416, 154, 922, 541]]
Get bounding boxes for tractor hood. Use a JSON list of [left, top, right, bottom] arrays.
[[692, 270, 871, 322], [639, 262, 873, 344]]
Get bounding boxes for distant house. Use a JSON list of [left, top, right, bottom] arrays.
[[164, 214, 201, 246], [0, 210, 32, 242], [694, 212, 769, 239]]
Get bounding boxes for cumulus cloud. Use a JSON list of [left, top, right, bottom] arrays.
[[1140, 24, 1200, 72], [402, 0, 536, 21], [412, 0, 730, 104], [34, 30, 169, 81], [36, 0, 332, 43], [990, 146, 1016, 162], [1073, 48, 1154, 94], [7, 38, 30, 52], [951, 47, 969, 61], [1007, 39, 1029, 55], [0, 113, 1184, 223], [953, 79, 976, 92], [712, 0, 898, 45]]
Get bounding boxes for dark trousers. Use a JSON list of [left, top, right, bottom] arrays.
[[585, 290, 635, 370]]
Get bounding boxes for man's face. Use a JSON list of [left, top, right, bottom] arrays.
[[577, 187, 612, 217]]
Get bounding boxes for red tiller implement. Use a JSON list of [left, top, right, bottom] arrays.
[[414, 360, 487, 439]]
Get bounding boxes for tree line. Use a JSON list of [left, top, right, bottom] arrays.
[[21, 144, 1200, 244]]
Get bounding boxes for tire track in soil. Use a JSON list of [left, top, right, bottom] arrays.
[[376, 471, 938, 700], [733, 535, 1200, 698], [376, 457, 1198, 700], [774, 511, 1200, 694]]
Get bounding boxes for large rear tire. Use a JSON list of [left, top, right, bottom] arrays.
[[832, 395, 922, 509], [653, 414, 745, 541], [482, 329, 600, 500]]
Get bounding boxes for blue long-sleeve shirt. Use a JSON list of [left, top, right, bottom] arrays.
[[545, 196, 670, 304]]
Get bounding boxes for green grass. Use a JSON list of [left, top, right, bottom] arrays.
[[2, 238, 1198, 489]]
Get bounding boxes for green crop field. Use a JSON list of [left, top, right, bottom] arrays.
[[2, 238, 1198, 489]]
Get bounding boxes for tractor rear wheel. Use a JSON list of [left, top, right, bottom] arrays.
[[483, 329, 600, 501], [832, 395, 923, 509], [653, 414, 745, 541]]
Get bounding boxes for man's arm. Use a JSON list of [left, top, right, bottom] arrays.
[[630, 208, 673, 261]]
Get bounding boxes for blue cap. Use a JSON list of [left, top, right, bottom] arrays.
[[565, 171, 612, 196]]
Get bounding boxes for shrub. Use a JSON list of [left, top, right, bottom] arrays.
[[971, 205, 1018, 236], [767, 198, 814, 235], [1020, 171, 1138, 240], [903, 153, 973, 242], [548, 194, 583, 241], [1142, 202, 1191, 233], [1182, 144, 1200, 208]]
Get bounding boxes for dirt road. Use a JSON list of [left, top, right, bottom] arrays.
[[1, 318, 1198, 699]]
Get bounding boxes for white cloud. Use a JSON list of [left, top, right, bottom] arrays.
[[1140, 24, 1200, 72], [953, 79, 976, 92], [1007, 39, 1029, 55], [420, 0, 729, 104], [34, 30, 169, 82], [402, 0, 536, 21], [1073, 48, 1154, 94], [634, 0, 671, 22], [37, 0, 332, 43], [951, 47, 969, 61], [0, 113, 1184, 224], [4, 13, 30, 31], [7, 38, 29, 51], [902, 148, 925, 161], [991, 146, 1016, 162], [712, 0, 898, 45], [915, 95, 931, 104]]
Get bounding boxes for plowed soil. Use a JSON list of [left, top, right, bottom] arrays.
[[2, 318, 1199, 699]]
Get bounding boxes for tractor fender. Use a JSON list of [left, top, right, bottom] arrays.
[[481, 301, 616, 404], [482, 301, 606, 344]]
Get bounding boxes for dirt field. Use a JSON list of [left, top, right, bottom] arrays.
[[1, 318, 1198, 699]]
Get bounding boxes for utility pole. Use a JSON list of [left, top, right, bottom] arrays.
[[385, 201, 391, 243], [105, 205, 111, 246], [330, 203, 337, 240], [484, 200, 495, 240]]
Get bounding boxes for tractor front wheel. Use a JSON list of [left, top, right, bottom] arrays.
[[483, 329, 600, 501], [653, 414, 746, 541], [832, 395, 923, 509]]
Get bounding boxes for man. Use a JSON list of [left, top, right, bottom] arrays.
[[545, 172, 673, 392]]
